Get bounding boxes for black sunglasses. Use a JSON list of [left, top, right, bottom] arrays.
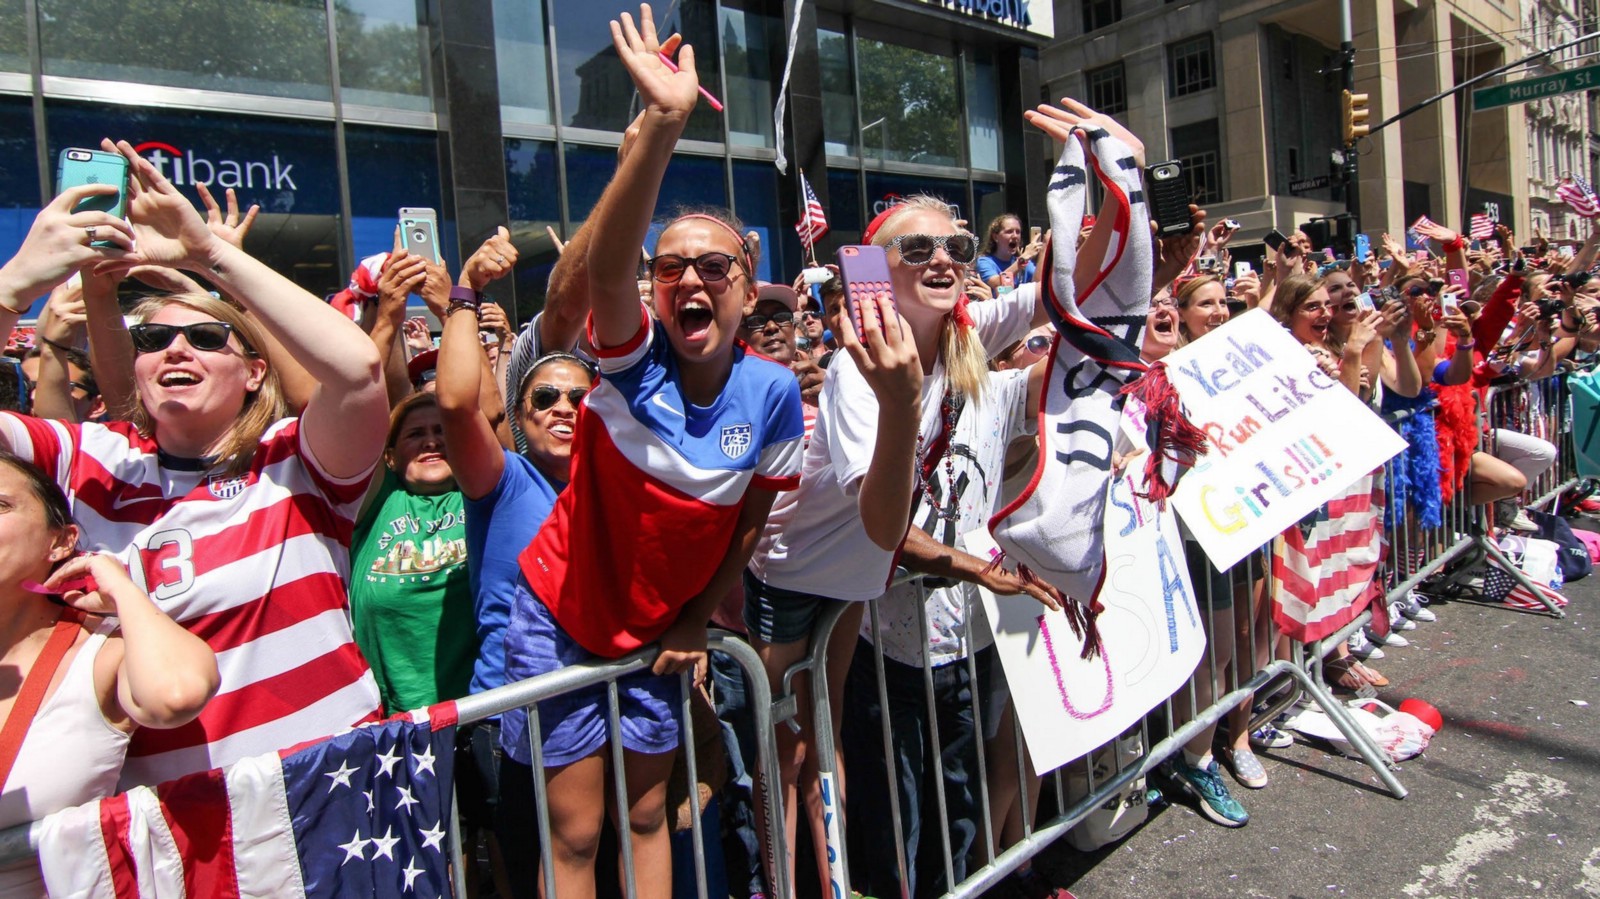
[[887, 233, 979, 266], [646, 252, 741, 284], [128, 322, 239, 355], [742, 312, 796, 330], [1405, 285, 1440, 298], [526, 385, 588, 412]]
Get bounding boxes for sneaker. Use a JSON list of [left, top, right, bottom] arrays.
[[1348, 629, 1386, 660], [1368, 626, 1409, 648], [1172, 759, 1249, 826], [1224, 747, 1269, 789], [1249, 723, 1294, 750], [1389, 602, 1418, 631], [1579, 498, 1600, 513], [1403, 591, 1437, 623], [1510, 509, 1539, 532]]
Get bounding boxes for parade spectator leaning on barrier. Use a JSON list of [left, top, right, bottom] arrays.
[[0, 138, 388, 788], [499, 9, 804, 897], [0, 452, 217, 896]]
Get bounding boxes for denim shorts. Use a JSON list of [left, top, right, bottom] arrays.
[[500, 575, 682, 768], [742, 569, 844, 645]]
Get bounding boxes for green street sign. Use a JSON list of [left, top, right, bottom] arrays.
[[1473, 63, 1600, 111]]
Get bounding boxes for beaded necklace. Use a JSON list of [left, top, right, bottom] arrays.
[[914, 387, 961, 522]]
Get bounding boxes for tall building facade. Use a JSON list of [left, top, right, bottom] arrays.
[[1043, 0, 1565, 249], [1522, 0, 1596, 240], [0, 0, 1056, 321]]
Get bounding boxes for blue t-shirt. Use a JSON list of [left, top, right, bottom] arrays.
[[464, 450, 562, 698], [976, 253, 1035, 287]]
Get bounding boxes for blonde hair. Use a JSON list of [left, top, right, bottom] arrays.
[[127, 293, 289, 476], [870, 195, 988, 401]]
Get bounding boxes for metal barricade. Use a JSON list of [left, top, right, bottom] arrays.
[[0, 631, 790, 899]]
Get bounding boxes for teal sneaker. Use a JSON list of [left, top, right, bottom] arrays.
[[1172, 759, 1249, 827]]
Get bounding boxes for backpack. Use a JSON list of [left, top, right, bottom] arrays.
[[1064, 729, 1148, 851], [1527, 509, 1593, 582]]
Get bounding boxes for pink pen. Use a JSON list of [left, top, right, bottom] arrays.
[[656, 51, 725, 113]]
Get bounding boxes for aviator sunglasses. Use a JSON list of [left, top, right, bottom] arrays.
[[128, 322, 241, 355], [526, 385, 589, 412], [887, 233, 980, 266]]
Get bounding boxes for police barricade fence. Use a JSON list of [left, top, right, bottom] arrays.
[[797, 365, 1592, 898], [0, 632, 791, 899], [0, 372, 1587, 898]]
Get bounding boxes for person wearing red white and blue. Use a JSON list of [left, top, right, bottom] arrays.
[[499, 7, 804, 898]]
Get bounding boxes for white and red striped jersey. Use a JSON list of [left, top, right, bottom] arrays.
[[0, 413, 382, 787]]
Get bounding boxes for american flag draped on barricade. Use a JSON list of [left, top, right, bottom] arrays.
[[1271, 472, 1388, 643], [36, 705, 458, 898], [1558, 176, 1600, 218]]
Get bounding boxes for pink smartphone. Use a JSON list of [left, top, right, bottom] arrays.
[[1447, 268, 1469, 291], [836, 245, 896, 335]]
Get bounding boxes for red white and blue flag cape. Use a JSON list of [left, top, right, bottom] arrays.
[[1270, 472, 1387, 643], [37, 706, 458, 899]]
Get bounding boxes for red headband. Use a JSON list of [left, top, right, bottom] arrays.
[[673, 214, 752, 273]]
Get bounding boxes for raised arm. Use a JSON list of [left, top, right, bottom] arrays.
[[105, 139, 386, 479], [31, 280, 88, 421], [587, 8, 700, 349]]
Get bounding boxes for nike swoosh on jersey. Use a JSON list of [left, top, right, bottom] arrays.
[[650, 392, 685, 418]]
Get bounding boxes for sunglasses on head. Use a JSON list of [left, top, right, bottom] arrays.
[[526, 385, 588, 412], [887, 233, 979, 266], [128, 322, 239, 355], [646, 252, 742, 284], [741, 312, 796, 330]]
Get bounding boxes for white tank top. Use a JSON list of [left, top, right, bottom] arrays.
[[0, 623, 129, 897]]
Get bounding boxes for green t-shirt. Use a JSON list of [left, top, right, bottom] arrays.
[[349, 471, 476, 713]]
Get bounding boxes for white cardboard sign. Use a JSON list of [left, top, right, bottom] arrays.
[[976, 452, 1206, 774], [1166, 309, 1407, 571]]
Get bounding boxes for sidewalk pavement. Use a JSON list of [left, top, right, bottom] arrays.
[[1033, 565, 1600, 898]]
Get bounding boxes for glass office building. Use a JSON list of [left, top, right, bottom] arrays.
[[0, 0, 1053, 320]]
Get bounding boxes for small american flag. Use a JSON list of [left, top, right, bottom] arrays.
[[1483, 543, 1570, 611], [1557, 176, 1600, 218], [1469, 213, 1494, 240], [795, 171, 829, 250]]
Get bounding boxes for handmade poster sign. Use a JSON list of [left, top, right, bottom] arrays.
[[976, 432, 1206, 774], [1167, 309, 1408, 571]]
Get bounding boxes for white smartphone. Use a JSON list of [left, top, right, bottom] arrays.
[[1234, 261, 1253, 278]]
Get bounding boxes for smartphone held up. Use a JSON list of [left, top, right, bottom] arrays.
[[836, 244, 896, 337], [58, 148, 129, 247]]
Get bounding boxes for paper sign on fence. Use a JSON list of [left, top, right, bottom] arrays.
[[1167, 309, 1407, 571], [975, 447, 1206, 774]]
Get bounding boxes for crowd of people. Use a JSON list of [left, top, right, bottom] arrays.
[[0, 6, 1595, 899]]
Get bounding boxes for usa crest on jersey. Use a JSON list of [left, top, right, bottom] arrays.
[[720, 423, 753, 460], [207, 474, 249, 500]]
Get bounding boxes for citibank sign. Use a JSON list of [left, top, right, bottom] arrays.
[[133, 141, 298, 192], [920, 0, 1054, 37]]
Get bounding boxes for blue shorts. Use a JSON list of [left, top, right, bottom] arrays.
[[500, 575, 682, 768]]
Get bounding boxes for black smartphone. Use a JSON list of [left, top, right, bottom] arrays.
[[1264, 229, 1287, 252], [1144, 160, 1193, 238]]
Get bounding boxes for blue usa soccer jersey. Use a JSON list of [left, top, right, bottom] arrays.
[[519, 311, 804, 657]]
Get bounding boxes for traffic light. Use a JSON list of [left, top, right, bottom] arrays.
[[1342, 90, 1370, 145]]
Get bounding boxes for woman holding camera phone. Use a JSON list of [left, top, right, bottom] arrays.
[[0, 138, 389, 787]]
